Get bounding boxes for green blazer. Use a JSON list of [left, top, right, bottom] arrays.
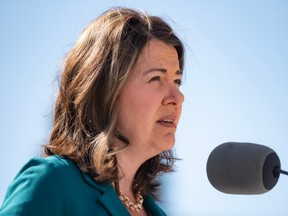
[[0, 155, 166, 216]]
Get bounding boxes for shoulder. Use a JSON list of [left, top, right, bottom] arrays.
[[13, 155, 78, 187], [0, 155, 81, 215], [19, 154, 75, 173], [0, 155, 117, 215]]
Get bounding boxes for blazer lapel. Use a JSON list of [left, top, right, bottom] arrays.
[[99, 190, 167, 216], [98, 187, 131, 216], [144, 193, 167, 216], [79, 167, 165, 216], [79, 170, 130, 216]]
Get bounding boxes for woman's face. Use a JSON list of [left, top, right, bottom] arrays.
[[117, 39, 184, 159]]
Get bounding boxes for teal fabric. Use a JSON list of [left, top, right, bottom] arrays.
[[0, 155, 166, 216]]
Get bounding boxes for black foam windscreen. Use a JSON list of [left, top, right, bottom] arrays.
[[206, 142, 281, 194]]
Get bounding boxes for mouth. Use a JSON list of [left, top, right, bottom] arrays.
[[157, 117, 177, 128]]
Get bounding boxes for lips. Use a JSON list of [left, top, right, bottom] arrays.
[[157, 116, 177, 128], [158, 119, 174, 124]]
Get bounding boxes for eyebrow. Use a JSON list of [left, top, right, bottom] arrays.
[[144, 68, 183, 76]]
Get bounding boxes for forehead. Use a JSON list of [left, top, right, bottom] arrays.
[[135, 39, 180, 70]]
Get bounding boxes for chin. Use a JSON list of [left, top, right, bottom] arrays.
[[159, 135, 176, 151]]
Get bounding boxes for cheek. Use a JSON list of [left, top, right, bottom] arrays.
[[125, 84, 161, 109], [118, 91, 161, 128], [134, 92, 162, 116], [125, 96, 156, 120], [117, 91, 143, 128], [117, 80, 164, 122]]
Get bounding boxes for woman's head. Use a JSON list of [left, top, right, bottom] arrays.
[[44, 7, 184, 196], [117, 39, 184, 160]]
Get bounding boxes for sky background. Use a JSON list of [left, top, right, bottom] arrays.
[[1, 1, 288, 215]]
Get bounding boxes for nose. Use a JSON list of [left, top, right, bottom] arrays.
[[162, 86, 184, 106]]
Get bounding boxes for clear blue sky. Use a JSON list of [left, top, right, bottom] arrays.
[[1, 1, 288, 215]]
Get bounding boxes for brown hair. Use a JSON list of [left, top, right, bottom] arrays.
[[44, 7, 184, 198]]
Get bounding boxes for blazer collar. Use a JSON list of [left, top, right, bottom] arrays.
[[144, 193, 167, 216], [80, 167, 166, 216], [98, 187, 131, 216], [98, 190, 167, 216], [80, 169, 130, 216], [80, 169, 110, 192]]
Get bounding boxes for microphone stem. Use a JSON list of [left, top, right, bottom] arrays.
[[279, 169, 288, 176]]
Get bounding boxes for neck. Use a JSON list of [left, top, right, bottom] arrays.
[[116, 147, 143, 191], [114, 142, 151, 215], [113, 137, 159, 197]]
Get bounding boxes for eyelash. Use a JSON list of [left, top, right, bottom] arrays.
[[149, 76, 161, 82], [149, 76, 182, 86], [175, 79, 182, 86]]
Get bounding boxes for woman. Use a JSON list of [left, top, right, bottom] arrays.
[[0, 7, 185, 216]]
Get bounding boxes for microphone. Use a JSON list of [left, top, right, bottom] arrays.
[[206, 142, 287, 194]]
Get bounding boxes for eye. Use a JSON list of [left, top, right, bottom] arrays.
[[149, 76, 161, 82], [174, 79, 182, 86]]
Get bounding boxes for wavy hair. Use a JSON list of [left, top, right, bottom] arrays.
[[44, 7, 184, 199]]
